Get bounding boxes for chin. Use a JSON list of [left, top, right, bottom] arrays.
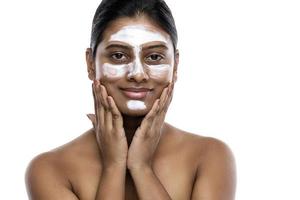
[[114, 97, 154, 117], [121, 107, 150, 117]]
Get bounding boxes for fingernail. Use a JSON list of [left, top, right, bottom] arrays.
[[86, 114, 91, 120], [157, 101, 160, 111], [86, 114, 94, 121], [98, 80, 102, 87]]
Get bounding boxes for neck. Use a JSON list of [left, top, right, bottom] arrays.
[[122, 114, 145, 145]]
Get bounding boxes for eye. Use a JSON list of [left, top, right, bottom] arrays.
[[110, 52, 128, 63], [145, 53, 164, 63]]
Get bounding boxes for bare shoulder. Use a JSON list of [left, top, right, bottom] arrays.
[[178, 130, 236, 199], [25, 129, 98, 200], [192, 134, 235, 163], [25, 150, 76, 199], [183, 130, 235, 174], [166, 123, 235, 161], [165, 124, 236, 199]]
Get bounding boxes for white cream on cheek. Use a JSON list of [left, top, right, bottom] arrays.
[[100, 62, 173, 80], [146, 64, 173, 80], [102, 63, 128, 78]]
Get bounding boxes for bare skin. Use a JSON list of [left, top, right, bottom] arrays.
[[25, 16, 236, 200]]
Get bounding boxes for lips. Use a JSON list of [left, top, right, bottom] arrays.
[[121, 87, 152, 100]]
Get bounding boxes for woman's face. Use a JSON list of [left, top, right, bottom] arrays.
[[88, 16, 178, 116]]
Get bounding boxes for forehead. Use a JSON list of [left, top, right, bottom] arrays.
[[102, 16, 172, 45]]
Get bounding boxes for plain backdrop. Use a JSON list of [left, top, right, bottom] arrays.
[[0, 0, 299, 199]]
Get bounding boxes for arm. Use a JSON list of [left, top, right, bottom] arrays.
[[129, 167, 172, 200], [26, 83, 127, 200], [95, 165, 126, 200], [26, 153, 127, 200], [126, 84, 174, 199], [91, 82, 128, 200], [25, 153, 79, 200], [191, 138, 236, 200]]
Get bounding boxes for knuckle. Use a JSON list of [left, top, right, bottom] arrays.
[[146, 115, 154, 122], [103, 104, 109, 111], [112, 113, 120, 120]]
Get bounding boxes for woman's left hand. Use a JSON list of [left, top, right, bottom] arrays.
[[127, 82, 174, 171]]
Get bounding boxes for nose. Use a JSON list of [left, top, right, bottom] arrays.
[[127, 60, 149, 83]]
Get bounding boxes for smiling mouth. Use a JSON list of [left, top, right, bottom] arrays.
[[121, 88, 152, 100]]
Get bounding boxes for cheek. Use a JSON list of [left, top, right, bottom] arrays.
[[147, 64, 173, 82], [96, 63, 128, 80]]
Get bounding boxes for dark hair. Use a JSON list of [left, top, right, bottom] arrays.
[[90, 0, 178, 58]]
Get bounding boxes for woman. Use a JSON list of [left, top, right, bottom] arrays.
[[26, 0, 236, 199]]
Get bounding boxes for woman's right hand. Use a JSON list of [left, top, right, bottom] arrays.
[[88, 81, 128, 170]]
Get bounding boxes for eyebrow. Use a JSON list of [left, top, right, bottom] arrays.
[[105, 43, 169, 51], [105, 44, 132, 50], [143, 44, 169, 50]]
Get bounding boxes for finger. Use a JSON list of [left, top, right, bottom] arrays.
[[145, 99, 160, 121], [107, 96, 123, 129], [99, 85, 113, 130], [158, 86, 169, 110], [105, 99, 113, 132], [107, 96, 125, 138], [163, 83, 173, 108], [100, 85, 109, 110], [136, 99, 160, 138], [86, 113, 96, 128], [156, 83, 174, 123], [164, 82, 174, 112], [92, 83, 100, 123], [93, 82, 105, 127], [92, 83, 97, 118]]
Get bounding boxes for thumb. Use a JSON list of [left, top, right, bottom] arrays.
[[86, 113, 96, 128]]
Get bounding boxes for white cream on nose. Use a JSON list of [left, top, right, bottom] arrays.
[[127, 46, 145, 78]]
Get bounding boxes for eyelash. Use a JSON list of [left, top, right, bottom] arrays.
[[110, 52, 129, 63], [145, 53, 164, 63], [109, 52, 164, 64]]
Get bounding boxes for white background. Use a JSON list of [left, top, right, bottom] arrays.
[[0, 0, 299, 199]]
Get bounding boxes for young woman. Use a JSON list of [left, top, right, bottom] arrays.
[[26, 0, 236, 199]]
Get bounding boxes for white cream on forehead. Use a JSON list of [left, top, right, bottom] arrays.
[[127, 100, 146, 110], [109, 25, 168, 45]]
